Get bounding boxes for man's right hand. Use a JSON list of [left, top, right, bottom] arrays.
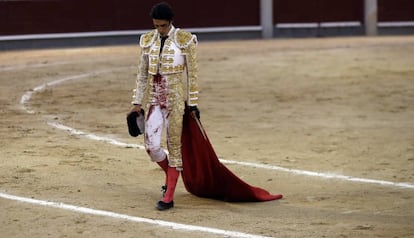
[[128, 104, 142, 115]]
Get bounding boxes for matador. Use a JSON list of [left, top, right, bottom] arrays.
[[131, 21, 199, 210]]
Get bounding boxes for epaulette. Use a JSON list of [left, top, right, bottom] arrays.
[[174, 29, 197, 48], [139, 30, 157, 48]]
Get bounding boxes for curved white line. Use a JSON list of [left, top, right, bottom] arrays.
[[0, 192, 271, 238], [12, 62, 413, 237], [19, 70, 414, 191], [1, 61, 72, 72], [220, 160, 414, 189], [47, 120, 414, 190], [1, 56, 135, 72], [47, 121, 144, 149], [20, 68, 126, 114], [16, 68, 275, 237]]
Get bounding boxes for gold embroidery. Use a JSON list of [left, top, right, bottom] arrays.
[[139, 30, 156, 48], [132, 26, 199, 168], [166, 77, 185, 167], [160, 64, 185, 73], [164, 49, 175, 55], [161, 57, 174, 64], [150, 57, 158, 65], [186, 42, 199, 106], [176, 30, 193, 48], [148, 65, 157, 74]]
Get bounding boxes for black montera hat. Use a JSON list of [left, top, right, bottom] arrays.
[[127, 109, 145, 137]]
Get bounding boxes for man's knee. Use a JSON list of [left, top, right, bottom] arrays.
[[146, 147, 166, 162]]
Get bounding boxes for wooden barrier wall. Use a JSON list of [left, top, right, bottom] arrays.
[[0, 0, 413, 36]]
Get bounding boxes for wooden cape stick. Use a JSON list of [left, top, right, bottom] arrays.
[[194, 117, 207, 140]]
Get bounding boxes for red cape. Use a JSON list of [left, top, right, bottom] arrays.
[[181, 109, 283, 202]]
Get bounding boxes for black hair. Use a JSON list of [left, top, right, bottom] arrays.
[[150, 2, 174, 21]]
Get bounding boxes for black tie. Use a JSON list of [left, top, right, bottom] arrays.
[[160, 36, 168, 52]]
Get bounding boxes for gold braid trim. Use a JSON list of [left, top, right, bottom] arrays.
[[174, 29, 197, 48], [139, 30, 157, 48]]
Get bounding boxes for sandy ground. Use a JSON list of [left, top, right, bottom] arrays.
[[1, 36, 414, 237]]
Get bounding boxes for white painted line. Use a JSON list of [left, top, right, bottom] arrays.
[[47, 121, 144, 149], [276, 22, 362, 28], [0, 61, 71, 72], [219, 159, 414, 189], [20, 68, 126, 114], [1, 56, 135, 72], [11, 48, 410, 238], [187, 25, 261, 33], [46, 118, 414, 190], [0, 30, 148, 41], [0, 26, 261, 41], [276, 23, 319, 28], [320, 21, 361, 27], [378, 21, 414, 27], [0, 192, 272, 238], [20, 69, 414, 195]]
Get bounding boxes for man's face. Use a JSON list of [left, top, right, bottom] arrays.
[[153, 19, 171, 37]]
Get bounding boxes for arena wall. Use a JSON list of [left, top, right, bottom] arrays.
[[0, 0, 413, 50], [1, 0, 413, 36]]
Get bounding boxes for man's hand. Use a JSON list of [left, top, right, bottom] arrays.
[[129, 104, 142, 116], [189, 106, 200, 119]]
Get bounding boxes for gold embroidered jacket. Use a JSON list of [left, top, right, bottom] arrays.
[[131, 26, 199, 168], [132, 26, 199, 108]]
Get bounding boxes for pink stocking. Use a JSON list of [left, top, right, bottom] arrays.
[[162, 167, 180, 203], [157, 158, 169, 186], [157, 158, 168, 174]]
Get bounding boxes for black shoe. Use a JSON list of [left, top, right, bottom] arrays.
[[156, 200, 174, 211], [161, 185, 167, 198]]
